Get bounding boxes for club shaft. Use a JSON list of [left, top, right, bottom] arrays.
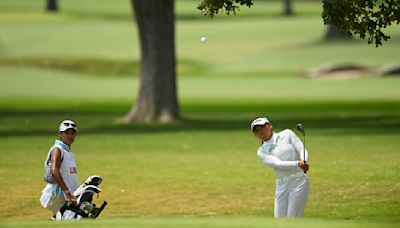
[[303, 134, 306, 173], [303, 134, 306, 162]]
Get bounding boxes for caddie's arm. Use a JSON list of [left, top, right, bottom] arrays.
[[51, 147, 77, 205]]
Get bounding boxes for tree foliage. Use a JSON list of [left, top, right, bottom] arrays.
[[322, 0, 400, 47], [197, 0, 253, 18], [198, 0, 400, 47]]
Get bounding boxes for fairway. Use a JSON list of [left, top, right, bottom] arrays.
[[0, 0, 400, 227]]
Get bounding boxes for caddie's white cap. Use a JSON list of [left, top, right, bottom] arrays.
[[59, 120, 78, 132], [250, 117, 270, 132]]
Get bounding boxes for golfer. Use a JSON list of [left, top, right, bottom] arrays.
[[251, 117, 309, 218], [40, 120, 79, 218]]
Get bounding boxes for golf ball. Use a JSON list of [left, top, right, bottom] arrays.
[[200, 36, 207, 43]]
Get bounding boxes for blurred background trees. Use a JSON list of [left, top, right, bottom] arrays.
[[46, 0, 58, 12], [39, 0, 399, 123]]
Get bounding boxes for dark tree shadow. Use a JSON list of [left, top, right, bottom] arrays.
[[0, 110, 399, 137]]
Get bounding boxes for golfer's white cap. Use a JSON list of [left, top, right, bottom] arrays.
[[250, 117, 270, 132], [59, 120, 78, 133]]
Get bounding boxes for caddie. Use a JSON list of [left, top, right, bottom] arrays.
[[40, 120, 79, 219]]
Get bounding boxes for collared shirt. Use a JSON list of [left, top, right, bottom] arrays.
[[257, 129, 309, 179]]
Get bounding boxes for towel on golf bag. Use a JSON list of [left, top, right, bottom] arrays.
[[56, 175, 107, 220]]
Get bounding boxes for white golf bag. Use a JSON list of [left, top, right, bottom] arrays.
[[56, 175, 107, 220]]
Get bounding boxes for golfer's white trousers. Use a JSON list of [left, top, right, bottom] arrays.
[[274, 174, 309, 218]]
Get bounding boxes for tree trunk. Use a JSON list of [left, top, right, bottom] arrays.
[[46, 0, 58, 12], [124, 0, 179, 123], [283, 0, 293, 16], [325, 24, 351, 40]]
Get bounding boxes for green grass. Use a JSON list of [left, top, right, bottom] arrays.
[[2, 17, 398, 75], [1, 67, 400, 100], [0, 0, 400, 227], [0, 58, 207, 77], [0, 0, 324, 21], [1, 217, 399, 228], [1, 1, 399, 76], [0, 100, 399, 223]]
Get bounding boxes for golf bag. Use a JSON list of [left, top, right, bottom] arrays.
[[56, 175, 107, 220]]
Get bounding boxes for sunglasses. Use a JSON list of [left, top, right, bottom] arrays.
[[63, 122, 76, 128]]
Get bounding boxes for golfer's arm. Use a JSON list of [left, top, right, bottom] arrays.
[[289, 130, 309, 161], [259, 154, 298, 169]]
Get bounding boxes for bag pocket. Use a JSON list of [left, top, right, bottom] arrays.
[[43, 160, 56, 184]]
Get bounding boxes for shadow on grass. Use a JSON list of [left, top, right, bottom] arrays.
[[0, 111, 399, 137], [62, 11, 309, 22]]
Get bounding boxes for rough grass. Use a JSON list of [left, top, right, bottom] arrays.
[[0, 100, 399, 222], [0, 58, 206, 77]]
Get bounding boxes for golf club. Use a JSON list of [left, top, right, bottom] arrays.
[[296, 123, 306, 173]]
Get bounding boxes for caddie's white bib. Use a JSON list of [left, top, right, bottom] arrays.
[[47, 140, 79, 193]]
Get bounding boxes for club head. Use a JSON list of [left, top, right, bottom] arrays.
[[296, 123, 305, 136]]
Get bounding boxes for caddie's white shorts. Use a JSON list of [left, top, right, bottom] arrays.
[[40, 184, 66, 215], [274, 173, 309, 218]]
